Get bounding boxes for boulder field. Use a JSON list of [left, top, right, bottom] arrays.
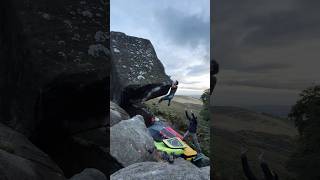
[[0, 0, 209, 178]]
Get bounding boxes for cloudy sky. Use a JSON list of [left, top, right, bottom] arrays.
[[212, 0, 320, 106], [111, 0, 210, 96]]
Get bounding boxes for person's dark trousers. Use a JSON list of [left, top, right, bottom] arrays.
[[159, 94, 173, 106], [183, 130, 202, 153]]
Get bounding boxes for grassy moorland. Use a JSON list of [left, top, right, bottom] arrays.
[[211, 106, 298, 180], [145, 95, 210, 156], [146, 95, 298, 179]]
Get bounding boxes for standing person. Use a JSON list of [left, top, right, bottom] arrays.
[[158, 80, 178, 106], [183, 109, 203, 160]]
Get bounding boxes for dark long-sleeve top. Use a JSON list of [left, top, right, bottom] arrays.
[[168, 84, 178, 96]]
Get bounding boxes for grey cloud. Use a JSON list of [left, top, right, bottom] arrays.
[[214, 84, 300, 106], [186, 64, 210, 76], [215, 0, 320, 106], [222, 79, 312, 91], [181, 81, 202, 85], [156, 7, 209, 48], [213, 0, 320, 90], [242, 10, 320, 48], [240, 63, 292, 73]]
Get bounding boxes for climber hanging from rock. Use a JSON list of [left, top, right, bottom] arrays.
[[158, 80, 178, 106], [183, 109, 203, 161]]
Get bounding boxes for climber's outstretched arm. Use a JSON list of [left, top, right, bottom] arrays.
[[185, 110, 191, 121], [241, 152, 258, 180], [259, 153, 278, 180], [260, 162, 274, 180]]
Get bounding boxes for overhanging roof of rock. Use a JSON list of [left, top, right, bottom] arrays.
[[110, 32, 171, 86]]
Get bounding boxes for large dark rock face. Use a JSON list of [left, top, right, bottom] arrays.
[[47, 127, 122, 178], [0, 0, 109, 140], [110, 32, 172, 109], [0, 123, 65, 180], [0, 0, 110, 178]]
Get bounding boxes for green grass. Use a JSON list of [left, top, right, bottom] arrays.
[[211, 107, 298, 180], [145, 98, 298, 179], [145, 97, 210, 156]]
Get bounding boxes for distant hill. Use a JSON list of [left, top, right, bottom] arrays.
[[243, 105, 292, 119], [146, 96, 298, 179], [173, 95, 203, 105], [212, 106, 298, 180], [145, 95, 210, 156], [212, 106, 296, 137]]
